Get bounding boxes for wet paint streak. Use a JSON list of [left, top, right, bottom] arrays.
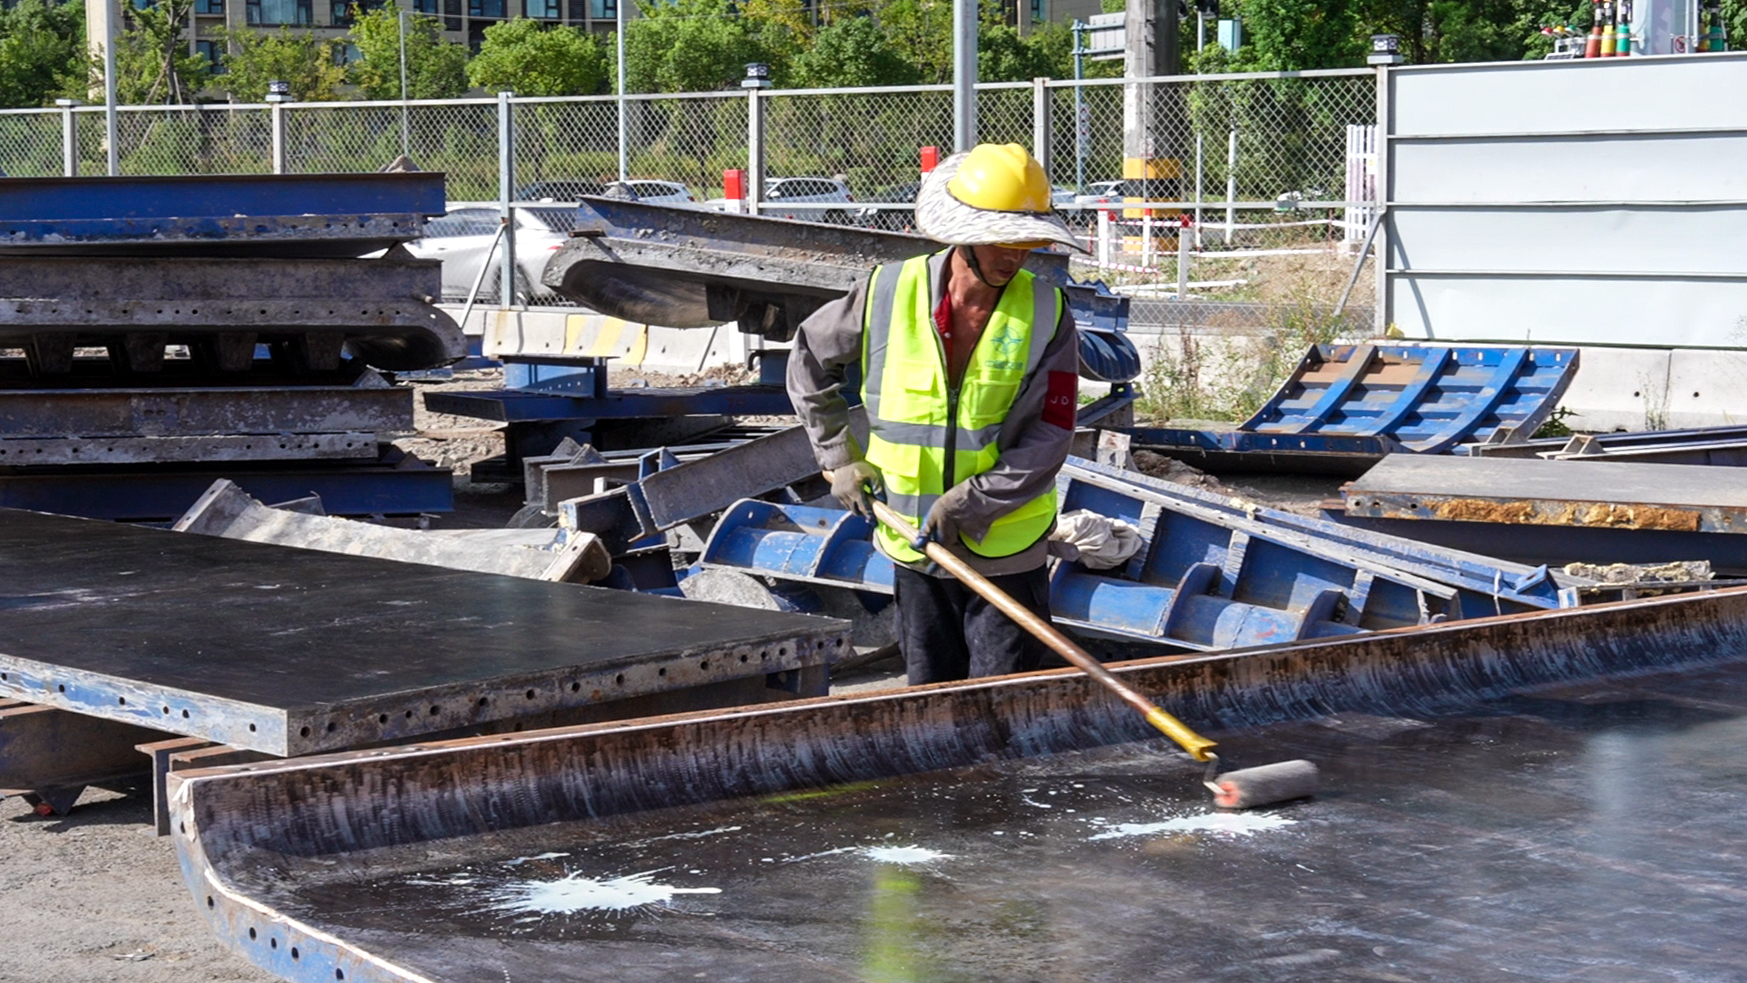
[[1088, 811, 1296, 841]]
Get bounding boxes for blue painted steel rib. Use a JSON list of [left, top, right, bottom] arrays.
[[1061, 456, 1581, 610], [1121, 344, 1579, 473], [702, 498, 1473, 651]]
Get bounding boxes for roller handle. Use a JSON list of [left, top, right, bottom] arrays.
[[861, 492, 1219, 762]]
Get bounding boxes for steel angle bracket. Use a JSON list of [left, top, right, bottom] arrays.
[[168, 586, 1747, 983]]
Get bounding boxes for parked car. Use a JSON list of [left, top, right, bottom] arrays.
[[606, 179, 699, 205], [515, 180, 609, 202], [705, 176, 855, 223], [853, 181, 920, 231], [401, 205, 576, 303], [1069, 179, 1126, 229]]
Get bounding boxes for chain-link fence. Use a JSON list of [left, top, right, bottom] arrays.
[[0, 71, 1379, 347]]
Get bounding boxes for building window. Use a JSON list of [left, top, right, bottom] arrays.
[[332, 41, 360, 64], [413, 0, 438, 11], [196, 38, 225, 74], [589, 0, 613, 17], [468, 0, 503, 16], [331, 0, 384, 26], [526, 0, 557, 16], [246, 0, 311, 25], [1029, 0, 1041, 21], [194, 0, 223, 14]]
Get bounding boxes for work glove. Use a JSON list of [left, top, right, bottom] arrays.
[[830, 460, 881, 516], [920, 484, 974, 546]]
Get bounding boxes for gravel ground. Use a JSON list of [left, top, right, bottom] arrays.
[[0, 370, 1333, 983]]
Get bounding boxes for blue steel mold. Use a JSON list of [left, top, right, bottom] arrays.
[[1120, 344, 1580, 472], [1242, 343, 1579, 453]]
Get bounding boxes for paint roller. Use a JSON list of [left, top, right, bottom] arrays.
[[837, 477, 1319, 810]]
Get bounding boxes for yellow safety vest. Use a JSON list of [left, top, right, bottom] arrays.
[[861, 251, 1063, 564]]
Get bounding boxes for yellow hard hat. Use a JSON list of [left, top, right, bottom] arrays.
[[914, 144, 1082, 251], [946, 143, 1053, 213]]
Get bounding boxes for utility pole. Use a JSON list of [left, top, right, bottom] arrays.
[[1123, 0, 1180, 232], [953, 0, 977, 151]]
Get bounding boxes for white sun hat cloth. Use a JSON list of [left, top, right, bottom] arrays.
[[913, 150, 1085, 253]]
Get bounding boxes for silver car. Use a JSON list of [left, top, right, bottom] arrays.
[[607, 179, 699, 205], [402, 205, 575, 304], [705, 176, 855, 223]]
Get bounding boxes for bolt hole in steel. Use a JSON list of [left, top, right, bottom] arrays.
[[56, 683, 63, 692], [326, 722, 336, 732], [569, 681, 580, 692], [162, 706, 170, 715], [403, 710, 413, 719], [429, 706, 440, 716], [248, 723, 256, 731], [477, 697, 489, 707], [117, 696, 126, 705], [291, 947, 300, 961], [300, 726, 311, 737], [658, 668, 667, 677], [614, 673, 624, 686], [182, 709, 189, 718], [269, 939, 277, 950], [524, 689, 536, 700], [700, 660, 710, 670], [337, 969, 345, 980], [377, 713, 388, 723], [180, 822, 187, 835], [206, 896, 214, 908]]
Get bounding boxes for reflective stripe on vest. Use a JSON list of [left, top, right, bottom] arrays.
[[861, 251, 1062, 564]]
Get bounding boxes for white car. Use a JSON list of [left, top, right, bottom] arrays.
[[402, 205, 575, 304], [705, 177, 855, 223], [606, 179, 699, 205]]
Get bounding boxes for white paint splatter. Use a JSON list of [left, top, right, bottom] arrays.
[[778, 846, 860, 864], [863, 845, 953, 864], [1088, 812, 1296, 841], [492, 870, 721, 914]]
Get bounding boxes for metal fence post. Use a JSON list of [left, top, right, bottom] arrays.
[[1371, 63, 1392, 338], [1031, 77, 1051, 176], [498, 90, 517, 307], [57, 100, 77, 177], [269, 103, 286, 175], [746, 83, 766, 215], [1224, 129, 1237, 245]]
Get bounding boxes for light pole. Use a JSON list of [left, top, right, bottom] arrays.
[[398, 8, 410, 159], [616, 0, 627, 182]]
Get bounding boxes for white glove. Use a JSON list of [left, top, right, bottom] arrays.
[[1048, 510, 1143, 570]]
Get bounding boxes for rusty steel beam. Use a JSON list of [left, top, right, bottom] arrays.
[[170, 586, 1747, 983]]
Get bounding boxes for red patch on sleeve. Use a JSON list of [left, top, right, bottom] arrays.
[[1042, 371, 1077, 430]]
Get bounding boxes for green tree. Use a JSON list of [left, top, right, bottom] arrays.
[[623, 0, 770, 91], [111, 0, 210, 103], [792, 16, 918, 87], [0, 0, 83, 109], [215, 26, 346, 101], [348, 5, 468, 99], [1229, 0, 1365, 70], [877, 0, 954, 84], [469, 17, 608, 95]]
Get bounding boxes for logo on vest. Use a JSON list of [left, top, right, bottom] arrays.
[[985, 329, 1024, 370]]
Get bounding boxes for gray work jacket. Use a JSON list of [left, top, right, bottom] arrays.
[[786, 247, 1080, 577]]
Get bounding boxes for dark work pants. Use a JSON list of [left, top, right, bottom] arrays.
[[893, 563, 1053, 685]]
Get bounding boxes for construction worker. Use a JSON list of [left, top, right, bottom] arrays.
[[787, 143, 1081, 685]]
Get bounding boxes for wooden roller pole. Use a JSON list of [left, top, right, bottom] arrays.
[[865, 496, 1219, 762]]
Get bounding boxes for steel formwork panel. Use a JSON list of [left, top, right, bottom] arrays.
[[0, 382, 412, 437], [0, 173, 444, 255], [0, 509, 848, 755], [168, 586, 1747, 983]]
